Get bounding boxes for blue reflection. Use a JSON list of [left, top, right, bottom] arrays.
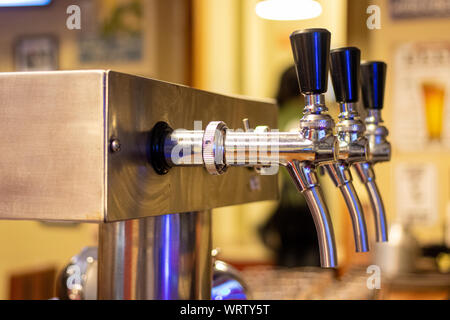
[[346, 183, 369, 252], [211, 279, 247, 300], [374, 186, 388, 242], [373, 63, 379, 107], [314, 32, 320, 91], [163, 214, 171, 298], [0, 0, 52, 7], [311, 187, 336, 262], [345, 50, 353, 100]]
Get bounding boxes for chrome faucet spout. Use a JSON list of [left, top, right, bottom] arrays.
[[326, 46, 371, 252], [357, 61, 390, 242], [325, 162, 369, 252], [365, 179, 388, 242], [354, 162, 388, 242], [285, 160, 338, 268], [339, 182, 370, 251]]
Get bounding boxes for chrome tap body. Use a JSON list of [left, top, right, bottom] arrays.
[[324, 47, 370, 253], [354, 61, 390, 242], [324, 103, 369, 253]]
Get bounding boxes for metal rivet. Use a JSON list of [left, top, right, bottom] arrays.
[[110, 139, 121, 153]]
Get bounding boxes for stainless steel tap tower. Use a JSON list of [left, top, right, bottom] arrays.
[[0, 70, 278, 299], [0, 28, 391, 300]]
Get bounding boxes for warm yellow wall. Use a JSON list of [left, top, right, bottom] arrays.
[[0, 221, 97, 299]]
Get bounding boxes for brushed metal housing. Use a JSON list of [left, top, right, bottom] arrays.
[[0, 70, 278, 222]]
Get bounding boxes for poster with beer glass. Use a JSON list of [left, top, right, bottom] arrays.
[[393, 42, 450, 151]]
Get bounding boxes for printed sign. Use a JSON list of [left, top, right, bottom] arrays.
[[78, 0, 143, 63], [389, 0, 450, 19], [395, 163, 438, 226], [392, 42, 450, 151]]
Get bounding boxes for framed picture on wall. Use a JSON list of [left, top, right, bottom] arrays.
[[14, 35, 58, 71]]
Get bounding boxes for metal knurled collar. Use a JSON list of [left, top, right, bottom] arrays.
[[202, 121, 228, 175]]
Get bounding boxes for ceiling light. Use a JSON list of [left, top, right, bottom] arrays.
[[255, 0, 322, 21], [0, 0, 51, 7]]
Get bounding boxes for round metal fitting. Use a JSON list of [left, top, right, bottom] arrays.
[[202, 121, 228, 175], [110, 138, 121, 153], [336, 119, 365, 134], [299, 113, 335, 131]]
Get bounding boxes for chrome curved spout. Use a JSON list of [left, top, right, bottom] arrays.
[[325, 161, 369, 252], [355, 109, 390, 243], [354, 162, 388, 242], [356, 61, 390, 242], [323, 101, 370, 253], [339, 181, 369, 251], [285, 160, 337, 268], [327, 46, 372, 252]]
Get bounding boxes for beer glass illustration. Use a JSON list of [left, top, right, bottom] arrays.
[[422, 81, 446, 141]]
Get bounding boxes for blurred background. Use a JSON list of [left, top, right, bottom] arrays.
[[0, 0, 449, 299]]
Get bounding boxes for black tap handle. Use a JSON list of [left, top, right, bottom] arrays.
[[290, 28, 331, 95], [360, 61, 387, 109], [330, 47, 361, 103]]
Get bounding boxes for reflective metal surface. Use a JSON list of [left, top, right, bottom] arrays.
[[366, 179, 388, 242], [106, 71, 278, 221], [338, 181, 369, 252], [59, 246, 247, 301], [0, 71, 105, 221], [324, 162, 369, 252], [165, 130, 337, 167], [164, 91, 339, 268], [326, 47, 373, 251], [0, 71, 278, 222], [364, 109, 391, 163], [212, 260, 248, 300], [355, 162, 388, 242], [58, 247, 98, 300], [98, 211, 212, 300], [325, 100, 370, 252], [354, 107, 390, 242], [302, 185, 337, 268], [285, 161, 337, 268]]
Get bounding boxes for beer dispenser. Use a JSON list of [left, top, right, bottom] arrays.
[[0, 28, 390, 300]]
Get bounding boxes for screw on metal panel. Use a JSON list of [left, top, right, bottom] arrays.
[[110, 139, 121, 153]]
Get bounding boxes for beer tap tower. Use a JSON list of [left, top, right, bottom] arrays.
[[161, 28, 339, 268], [0, 28, 390, 300]]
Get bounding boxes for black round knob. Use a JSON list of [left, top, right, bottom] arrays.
[[360, 61, 387, 109], [330, 47, 360, 103], [290, 28, 331, 95]]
